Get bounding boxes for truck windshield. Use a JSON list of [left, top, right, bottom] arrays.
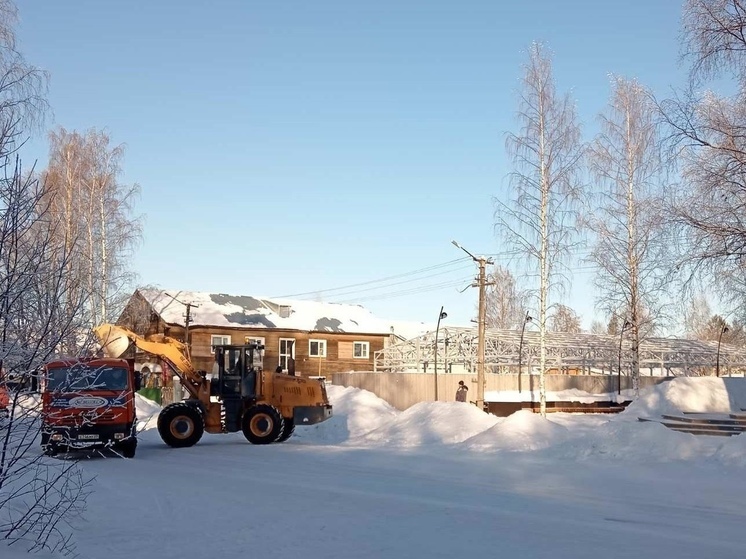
[[46, 365, 128, 392]]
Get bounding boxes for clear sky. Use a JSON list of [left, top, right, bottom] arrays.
[[14, 0, 687, 329]]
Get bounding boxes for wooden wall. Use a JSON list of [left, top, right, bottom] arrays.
[[328, 372, 670, 411], [161, 325, 386, 377]]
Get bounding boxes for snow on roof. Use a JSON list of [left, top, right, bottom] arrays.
[[137, 288, 429, 338]]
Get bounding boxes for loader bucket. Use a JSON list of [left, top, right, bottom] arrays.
[[94, 324, 132, 358]]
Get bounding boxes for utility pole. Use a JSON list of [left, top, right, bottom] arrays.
[[434, 306, 448, 401], [452, 241, 494, 411], [163, 292, 199, 359], [183, 302, 198, 359]]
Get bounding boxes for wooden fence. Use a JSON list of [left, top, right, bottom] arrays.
[[328, 372, 668, 411]]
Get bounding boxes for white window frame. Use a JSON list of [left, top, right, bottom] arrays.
[[309, 339, 327, 358], [210, 334, 231, 354], [279, 338, 295, 371], [353, 341, 370, 359]]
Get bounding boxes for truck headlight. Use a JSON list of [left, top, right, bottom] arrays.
[[50, 434, 64, 442], [114, 432, 125, 440]]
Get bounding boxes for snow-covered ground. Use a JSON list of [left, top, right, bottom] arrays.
[[6, 377, 746, 558]]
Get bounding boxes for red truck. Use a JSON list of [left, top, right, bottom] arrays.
[[41, 357, 140, 457], [0, 385, 8, 417]]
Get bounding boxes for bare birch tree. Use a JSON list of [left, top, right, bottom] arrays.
[[484, 266, 528, 329], [587, 76, 670, 395], [0, 157, 92, 555], [0, 0, 47, 156], [0, 3, 92, 552], [494, 42, 584, 416], [42, 128, 142, 335], [42, 130, 90, 353], [684, 294, 714, 338], [548, 304, 582, 333], [660, 1, 746, 315]]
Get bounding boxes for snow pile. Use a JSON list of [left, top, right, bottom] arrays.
[[294, 384, 398, 444], [352, 401, 500, 447], [291, 377, 746, 466], [551, 418, 720, 463], [135, 393, 161, 431], [462, 410, 569, 452], [132, 377, 746, 465], [623, 377, 746, 417]]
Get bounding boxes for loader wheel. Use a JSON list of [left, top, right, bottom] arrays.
[[158, 402, 204, 448], [276, 418, 295, 442], [242, 404, 284, 444]]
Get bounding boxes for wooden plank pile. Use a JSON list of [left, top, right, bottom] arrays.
[[638, 412, 746, 436]]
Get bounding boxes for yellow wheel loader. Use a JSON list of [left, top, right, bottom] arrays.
[[94, 324, 332, 447]]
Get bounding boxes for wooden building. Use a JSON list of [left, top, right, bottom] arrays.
[[117, 289, 426, 380]]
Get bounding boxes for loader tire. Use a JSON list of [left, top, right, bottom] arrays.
[[242, 404, 284, 444], [276, 418, 295, 442], [158, 402, 204, 448]]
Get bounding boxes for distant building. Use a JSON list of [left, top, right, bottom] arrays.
[[117, 289, 427, 378]]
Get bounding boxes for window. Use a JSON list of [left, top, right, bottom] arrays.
[[210, 334, 231, 354], [353, 341, 369, 359], [245, 337, 265, 368], [309, 339, 326, 358], [47, 365, 129, 392], [279, 338, 295, 370], [244, 336, 265, 349]]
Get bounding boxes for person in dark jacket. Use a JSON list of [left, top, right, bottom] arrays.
[[455, 380, 468, 402]]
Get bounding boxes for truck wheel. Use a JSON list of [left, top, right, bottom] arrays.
[[276, 418, 295, 442], [42, 443, 59, 457], [115, 437, 137, 458], [41, 431, 58, 456], [158, 402, 204, 448], [242, 405, 284, 444]]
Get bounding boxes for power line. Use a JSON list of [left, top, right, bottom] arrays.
[[333, 276, 475, 304], [275, 236, 688, 305], [273, 257, 471, 298], [300, 263, 475, 300]]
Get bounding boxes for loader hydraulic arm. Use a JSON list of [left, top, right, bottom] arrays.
[[94, 323, 210, 402]]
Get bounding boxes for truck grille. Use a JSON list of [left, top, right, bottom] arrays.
[[48, 408, 126, 426]]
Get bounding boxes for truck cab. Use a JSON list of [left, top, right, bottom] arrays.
[[41, 357, 140, 457]]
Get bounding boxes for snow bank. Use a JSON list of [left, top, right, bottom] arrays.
[[132, 378, 746, 466], [462, 410, 569, 452], [135, 393, 161, 431], [294, 384, 398, 444], [352, 401, 500, 447], [622, 377, 746, 417]]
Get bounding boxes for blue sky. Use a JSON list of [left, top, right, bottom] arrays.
[[15, 0, 687, 328]]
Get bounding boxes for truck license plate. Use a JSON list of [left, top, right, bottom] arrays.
[[77, 434, 99, 440]]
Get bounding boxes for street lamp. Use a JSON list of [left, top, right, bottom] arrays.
[[618, 320, 631, 395], [518, 312, 532, 394], [434, 306, 447, 401], [716, 324, 729, 377]]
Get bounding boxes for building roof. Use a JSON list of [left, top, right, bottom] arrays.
[[138, 288, 429, 339]]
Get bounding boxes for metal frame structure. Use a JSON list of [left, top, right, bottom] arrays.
[[375, 327, 746, 375]]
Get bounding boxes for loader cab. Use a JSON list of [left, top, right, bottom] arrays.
[[212, 343, 264, 399]]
